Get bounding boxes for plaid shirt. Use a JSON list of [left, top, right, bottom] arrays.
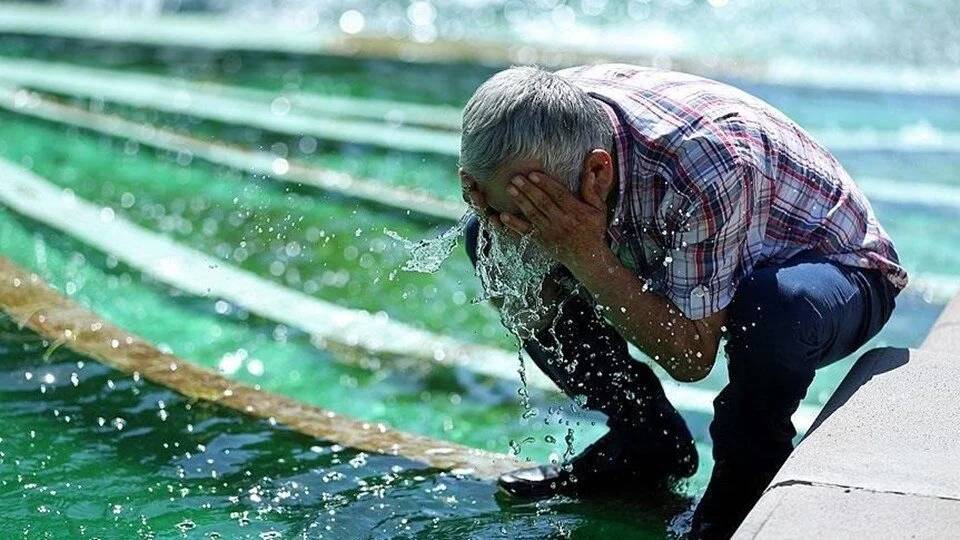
[[559, 64, 908, 320]]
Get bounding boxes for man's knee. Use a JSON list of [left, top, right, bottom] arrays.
[[727, 266, 826, 364]]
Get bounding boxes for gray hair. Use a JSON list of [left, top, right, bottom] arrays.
[[459, 65, 613, 189]]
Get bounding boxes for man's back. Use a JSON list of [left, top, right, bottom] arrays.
[[559, 63, 907, 320]]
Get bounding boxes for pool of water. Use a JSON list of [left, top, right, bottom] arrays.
[[0, 315, 691, 539], [0, 108, 948, 397], [0, 29, 955, 539]]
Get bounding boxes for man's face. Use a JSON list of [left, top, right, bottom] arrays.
[[471, 158, 544, 221], [464, 159, 561, 338]]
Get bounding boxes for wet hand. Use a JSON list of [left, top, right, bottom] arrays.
[[500, 171, 613, 276], [459, 168, 502, 229]]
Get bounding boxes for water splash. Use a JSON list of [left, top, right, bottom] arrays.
[[387, 211, 559, 434], [472, 220, 556, 342], [383, 212, 472, 274], [515, 345, 531, 411], [175, 519, 196, 534], [385, 210, 556, 340], [508, 436, 536, 456], [562, 428, 576, 462]]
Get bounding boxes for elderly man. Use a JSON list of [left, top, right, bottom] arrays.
[[458, 64, 905, 538]]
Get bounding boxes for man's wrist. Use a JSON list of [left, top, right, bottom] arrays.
[[567, 244, 621, 289]]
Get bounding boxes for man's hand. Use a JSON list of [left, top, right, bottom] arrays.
[[500, 170, 723, 382], [500, 170, 613, 277], [459, 168, 502, 229]]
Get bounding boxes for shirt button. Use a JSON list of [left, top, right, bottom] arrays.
[[691, 284, 709, 299]]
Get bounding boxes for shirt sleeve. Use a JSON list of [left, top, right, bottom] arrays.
[[656, 136, 753, 320]]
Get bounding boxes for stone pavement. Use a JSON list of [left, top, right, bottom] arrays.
[[735, 293, 960, 539]]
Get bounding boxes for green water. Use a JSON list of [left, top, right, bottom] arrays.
[[0, 315, 688, 539], [7, 33, 960, 139], [0, 32, 956, 539], [0, 207, 606, 468], [82, 99, 466, 202], [0, 37, 493, 108], [0, 110, 494, 345]]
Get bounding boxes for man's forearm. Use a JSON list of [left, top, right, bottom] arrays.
[[493, 169, 722, 379], [569, 247, 720, 381]]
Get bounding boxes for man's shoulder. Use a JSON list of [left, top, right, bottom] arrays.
[[559, 64, 721, 87], [558, 63, 654, 77], [561, 64, 745, 124]]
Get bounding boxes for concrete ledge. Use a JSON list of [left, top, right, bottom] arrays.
[[736, 483, 960, 540], [735, 346, 960, 538], [922, 292, 960, 352]]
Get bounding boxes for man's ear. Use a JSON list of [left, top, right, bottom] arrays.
[[582, 149, 615, 202]]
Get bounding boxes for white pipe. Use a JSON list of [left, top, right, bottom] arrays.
[[0, 57, 461, 156]]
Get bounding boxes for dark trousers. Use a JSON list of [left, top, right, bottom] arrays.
[[697, 250, 898, 537], [464, 217, 898, 535]]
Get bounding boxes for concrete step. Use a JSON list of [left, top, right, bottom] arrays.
[[735, 345, 960, 539], [922, 292, 960, 352]]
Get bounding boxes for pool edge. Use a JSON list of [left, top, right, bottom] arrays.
[[0, 255, 526, 480], [734, 291, 960, 538]]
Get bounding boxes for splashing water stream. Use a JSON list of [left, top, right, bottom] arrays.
[[383, 213, 472, 274], [386, 212, 561, 427]]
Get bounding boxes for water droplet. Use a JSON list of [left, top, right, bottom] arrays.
[[246, 358, 264, 376], [99, 207, 115, 223], [175, 519, 196, 533], [339, 9, 365, 34], [348, 453, 368, 469], [270, 97, 291, 116]]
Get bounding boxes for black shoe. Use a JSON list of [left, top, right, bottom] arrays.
[[498, 426, 698, 499]]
